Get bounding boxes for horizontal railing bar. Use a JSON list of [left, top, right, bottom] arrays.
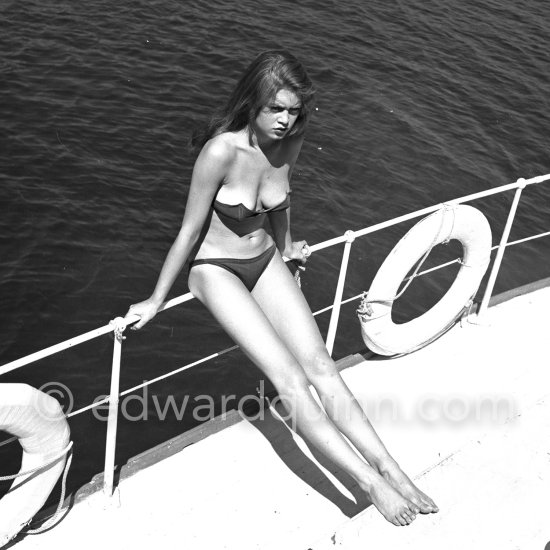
[[2, 174, 549, 376], [313, 262, 465, 316], [525, 173, 550, 185], [354, 175, 550, 240], [309, 234, 348, 253], [353, 186, 514, 240], [0, 295, 196, 377], [406, 230, 550, 280], [66, 344, 240, 417], [67, 397, 109, 417], [115, 292, 197, 329], [505, 230, 550, 247], [313, 229, 550, 315], [341, 292, 365, 307], [312, 304, 334, 316], [409, 258, 461, 278], [0, 324, 115, 376], [354, 204, 451, 240], [312, 175, 549, 251], [119, 345, 239, 397], [156, 292, 195, 314]]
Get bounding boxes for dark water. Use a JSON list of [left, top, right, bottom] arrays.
[[1, 0, 549, 501]]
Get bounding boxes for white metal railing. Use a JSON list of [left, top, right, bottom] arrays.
[[1, 174, 549, 499]]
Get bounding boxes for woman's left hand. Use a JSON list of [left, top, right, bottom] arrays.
[[284, 240, 311, 265]]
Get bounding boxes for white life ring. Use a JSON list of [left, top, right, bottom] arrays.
[[0, 384, 71, 545], [359, 205, 492, 356]]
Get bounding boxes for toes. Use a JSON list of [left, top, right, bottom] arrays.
[[399, 508, 416, 526], [408, 497, 423, 514], [403, 512, 414, 525], [403, 499, 417, 521], [413, 494, 437, 513], [396, 514, 408, 526], [418, 491, 439, 512], [422, 498, 439, 513]]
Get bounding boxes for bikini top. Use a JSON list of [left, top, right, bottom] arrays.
[[213, 192, 290, 237]]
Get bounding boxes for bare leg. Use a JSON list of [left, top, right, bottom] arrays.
[[251, 253, 438, 514], [189, 260, 418, 526]]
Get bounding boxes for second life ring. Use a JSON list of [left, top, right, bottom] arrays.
[[359, 204, 492, 356], [0, 384, 71, 546]]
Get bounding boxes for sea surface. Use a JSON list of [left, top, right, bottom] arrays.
[[1, 0, 549, 499]]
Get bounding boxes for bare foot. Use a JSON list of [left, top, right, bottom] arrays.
[[379, 461, 438, 514], [361, 475, 419, 526]]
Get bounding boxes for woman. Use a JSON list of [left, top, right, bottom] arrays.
[[123, 50, 438, 526]]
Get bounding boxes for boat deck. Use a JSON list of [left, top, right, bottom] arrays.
[[11, 284, 550, 550]]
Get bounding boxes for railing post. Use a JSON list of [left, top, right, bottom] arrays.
[[103, 320, 124, 498], [326, 230, 355, 356], [477, 178, 526, 320]]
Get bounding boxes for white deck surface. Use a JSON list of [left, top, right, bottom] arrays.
[[12, 286, 550, 550]]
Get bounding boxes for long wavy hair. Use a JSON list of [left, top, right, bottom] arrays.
[[191, 50, 316, 151]]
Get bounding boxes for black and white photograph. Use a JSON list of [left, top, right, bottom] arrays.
[[1, 0, 549, 548]]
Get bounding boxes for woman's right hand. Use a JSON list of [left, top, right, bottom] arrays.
[[284, 240, 311, 265], [125, 298, 161, 331]]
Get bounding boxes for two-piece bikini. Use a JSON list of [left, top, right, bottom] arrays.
[[189, 192, 290, 291]]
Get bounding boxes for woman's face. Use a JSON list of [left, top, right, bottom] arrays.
[[254, 88, 301, 141]]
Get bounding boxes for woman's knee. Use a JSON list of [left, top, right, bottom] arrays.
[[271, 367, 311, 399], [301, 348, 339, 380], [269, 368, 319, 419]]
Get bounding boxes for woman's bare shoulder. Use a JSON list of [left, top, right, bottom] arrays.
[[198, 133, 238, 166]]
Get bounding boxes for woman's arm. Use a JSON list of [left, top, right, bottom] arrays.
[[268, 208, 292, 254], [267, 135, 309, 262], [269, 206, 308, 263], [127, 138, 233, 329]]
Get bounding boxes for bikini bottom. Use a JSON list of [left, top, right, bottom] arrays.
[[189, 244, 277, 292]]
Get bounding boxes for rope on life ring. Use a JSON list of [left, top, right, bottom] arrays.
[[358, 204, 492, 356], [0, 384, 72, 546]]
